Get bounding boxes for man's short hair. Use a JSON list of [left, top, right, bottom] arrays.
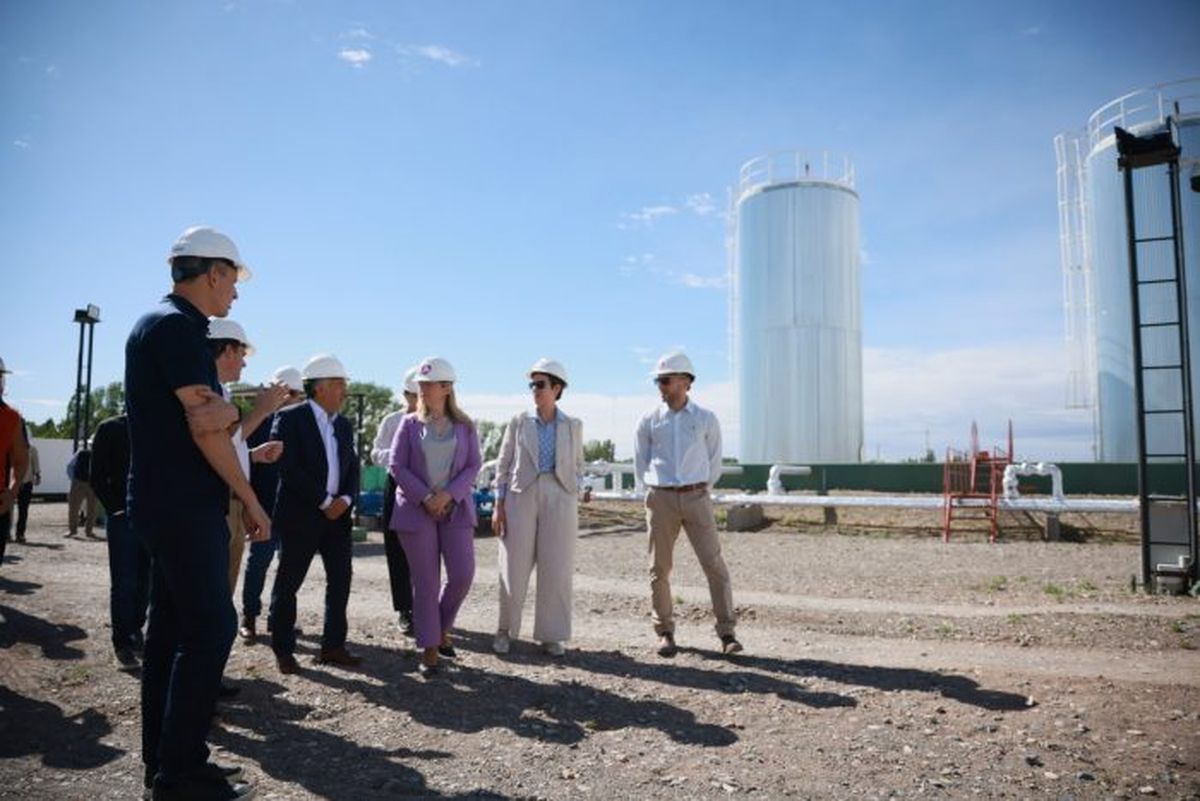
[[303, 379, 319, 399], [171, 255, 234, 284], [207, 338, 242, 359], [550, 377, 566, 401]]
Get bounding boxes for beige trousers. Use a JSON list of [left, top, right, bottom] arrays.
[[227, 497, 245, 597], [646, 486, 736, 638], [496, 473, 578, 643], [67, 480, 97, 535]]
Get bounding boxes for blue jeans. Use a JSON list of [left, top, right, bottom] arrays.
[[241, 528, 279, 619], [105, 513, 150, 651], [138, 509, 236, 783]]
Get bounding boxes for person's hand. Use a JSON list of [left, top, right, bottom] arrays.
[[253, 383, 292, 417], [250, 440, 284, 464], [432, 491, 454, 519], [582, 486, 592, 504], [324, 497, 350, 520], [186, 390, 238, 434], [492, 504, 507, 538], [242, 501, 271, 542]]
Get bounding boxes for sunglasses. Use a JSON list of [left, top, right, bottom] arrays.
[[529, 380, 548, 390], [655, 376, 674, 386]]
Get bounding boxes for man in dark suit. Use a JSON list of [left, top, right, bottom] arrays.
[[268, 353, 361, 674]]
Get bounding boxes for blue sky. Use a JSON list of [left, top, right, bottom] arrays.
[[3, 0, 1198, 461]]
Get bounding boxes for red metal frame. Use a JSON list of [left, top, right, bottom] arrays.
[[942, 421, 1014, 543]]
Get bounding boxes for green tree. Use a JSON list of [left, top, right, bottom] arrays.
[[583, 439, 615, 462], [475, 419, 505, 462], [347, 381, 402, 462], [28, 381, 125, 441]]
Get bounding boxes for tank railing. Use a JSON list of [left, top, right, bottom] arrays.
[[1086, 77, 1200, 152], [736, 150, 855, 199]]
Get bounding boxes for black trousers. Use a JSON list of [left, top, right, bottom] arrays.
[[14, 482, 33, 540], [383, 475, 413, 615], [269, 515, 352, 656]]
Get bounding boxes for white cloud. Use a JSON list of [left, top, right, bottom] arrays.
[[685, 192, 717, 216], [1021, 25, 1042, 36], [675, 272, 727, 290], [863, 341, 1093, 462], [401, 44, 479, 68], [343, 26, 374, 40], [618, 205, 678, 229], [338, 48, 372, 68], [13, 139, 30, 149]]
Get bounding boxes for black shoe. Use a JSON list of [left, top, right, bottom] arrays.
[[151, 774, 255, 800], [144, 765, 244, 798], [417, 661, 439, 679], [217, 681, 240, 699], [656, 632, 677, 658], [437, 644, 457, 659], [399, 611, 415, 637], [115, 647, 140, 672], [719, 634, 744, 655]]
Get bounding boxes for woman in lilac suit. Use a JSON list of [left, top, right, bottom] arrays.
[[388, 356, 482, 677]]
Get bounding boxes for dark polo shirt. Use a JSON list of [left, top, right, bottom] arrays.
[[125, 294, 226, 523]]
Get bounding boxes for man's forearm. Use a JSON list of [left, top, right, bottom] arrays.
[[194, 428, 260, 510]]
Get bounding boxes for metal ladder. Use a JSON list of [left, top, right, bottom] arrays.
[[1115, 122, 1198, 592]]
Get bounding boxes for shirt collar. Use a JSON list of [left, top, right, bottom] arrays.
[[164, 293, 209, 332], [533, 408, 563, 426], [308, 399, 337, 426], [661, 398, 694, 416]]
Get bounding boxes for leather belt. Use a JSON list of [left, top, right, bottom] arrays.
[[652, 482, 707, 492]]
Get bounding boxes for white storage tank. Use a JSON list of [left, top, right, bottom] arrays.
[[732, 151, 863, 464], [1056, 78, 1200, 461]]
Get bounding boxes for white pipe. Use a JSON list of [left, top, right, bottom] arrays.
[[590, 490, 1138, 514], [766, 464, 813, 495], [584, 461, 744, 493], [1003, 462, 1065, 503]]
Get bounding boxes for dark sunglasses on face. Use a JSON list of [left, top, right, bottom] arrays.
[[529, 380, 548, 390], [655, 376, 674, 386]]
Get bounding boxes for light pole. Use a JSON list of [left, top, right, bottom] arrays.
[[71, 304, 101, 452]]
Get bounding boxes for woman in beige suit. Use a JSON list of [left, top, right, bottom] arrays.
[[491, 358, 585, 656]]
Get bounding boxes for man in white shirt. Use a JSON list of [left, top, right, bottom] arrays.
[[370, 367, 419, 636], [634, 351, 741, 658]]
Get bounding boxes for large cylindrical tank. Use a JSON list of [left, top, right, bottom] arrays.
[[733, 151, 862, 464], [1060, 79, 1200, 461]]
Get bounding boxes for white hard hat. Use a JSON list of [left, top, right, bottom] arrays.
[[206, 318, 255, 355], [415, 356, 456, 383], [270, 366, 303, 393], [528, 358, 568, 385], [302, 353, 349, 381], [652, 351, 695, 379], [168, 226, 252, 282], [402, 366, 420, 395]]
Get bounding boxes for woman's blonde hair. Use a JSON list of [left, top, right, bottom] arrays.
[[417, 384, 473, 427]]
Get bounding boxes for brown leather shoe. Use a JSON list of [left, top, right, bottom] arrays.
[[276, 653, 300, 674], [656, 632, 678, 658], [315, 646, 362, 667], [238, 616, 256, 642]]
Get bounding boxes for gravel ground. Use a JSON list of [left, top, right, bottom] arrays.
[[1, 500, 1198, 800]]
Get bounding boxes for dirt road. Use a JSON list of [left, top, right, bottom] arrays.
[[1, 501, 1197, 799]]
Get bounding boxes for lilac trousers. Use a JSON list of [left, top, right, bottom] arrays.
[[396, 520, 475, 649]]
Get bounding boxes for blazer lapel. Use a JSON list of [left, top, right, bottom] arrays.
[[304, 404, 329, 480], [521, 415, 538, 462]]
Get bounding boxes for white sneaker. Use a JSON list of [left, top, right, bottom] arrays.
[[542, 641, 565, 657], [492, 631, 511, 654]]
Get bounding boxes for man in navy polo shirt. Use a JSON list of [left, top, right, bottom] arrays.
[[126, 226, 269, 801]]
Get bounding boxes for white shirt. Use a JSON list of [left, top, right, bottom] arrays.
[[371, 409, 406, 466], [308, 399, 351, 509], [222, 387, 251, 479], [634, 398, 723, 489]]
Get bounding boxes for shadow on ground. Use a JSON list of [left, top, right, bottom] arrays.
[[0, 686, 123, 768], [0, 603, 88, 659]]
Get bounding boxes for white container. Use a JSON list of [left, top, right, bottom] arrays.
[[732, 151, 863, 463]]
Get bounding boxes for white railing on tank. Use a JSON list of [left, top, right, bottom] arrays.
[[737, 150, 855, 199], [1086, 77, 1200, 152]]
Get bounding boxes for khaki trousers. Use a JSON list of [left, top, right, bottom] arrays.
[[496, 473, 578, 643], [67, 480, 97, 535], [646, 486, 736, 638], [227, 497, 245, 597]]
